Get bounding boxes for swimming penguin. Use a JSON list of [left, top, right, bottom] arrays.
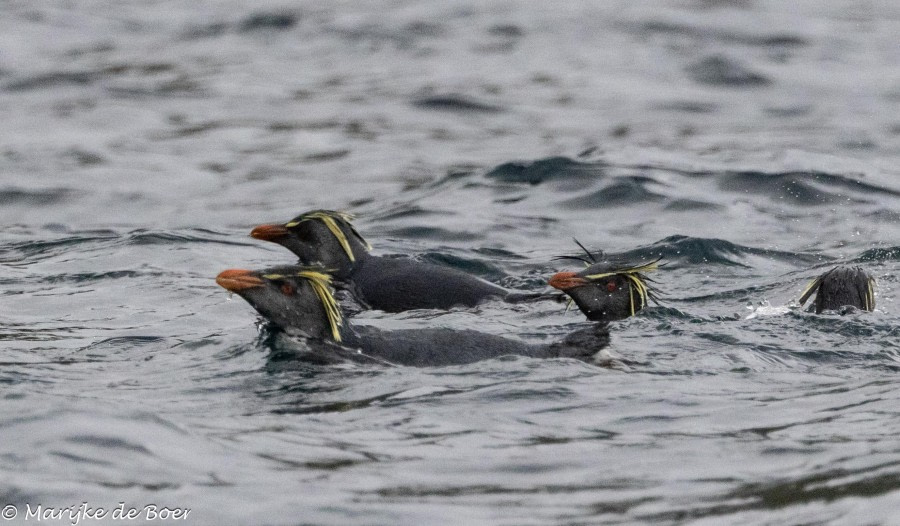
[[216, 266, 609, 367], [250, 210, 556, 312], [548, 258, 660, 322], [798, 266, 876, 314]]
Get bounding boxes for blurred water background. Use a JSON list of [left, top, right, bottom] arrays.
[[2, 1, 900, 524]]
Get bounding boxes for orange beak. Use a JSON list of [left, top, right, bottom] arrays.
[[250, 224, 290, 241], [548, 271, 588, 291], [216, 269, 264, 292]]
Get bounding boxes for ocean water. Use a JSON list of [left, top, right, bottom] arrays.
[[2, 1, 900, 524]]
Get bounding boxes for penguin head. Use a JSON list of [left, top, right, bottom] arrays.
[[798, 266, 875, 313], [216, 266, 344, 342], [250, 210, 371, 276], [549, 259, 660, 322]]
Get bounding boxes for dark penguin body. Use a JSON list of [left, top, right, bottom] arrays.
[[216, 266, 609, 367], [548, 258, 660, 322], [250, 210, 553, 312], [343, 324, 608, 367], [798, 266, 876, 313], [346, 255, 510, 311]]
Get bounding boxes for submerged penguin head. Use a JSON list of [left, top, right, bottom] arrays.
[[250, 210, 371, 275], [549, 258, 660, 322], [798, 266, 875, 314], [216, 266, 344, 341]]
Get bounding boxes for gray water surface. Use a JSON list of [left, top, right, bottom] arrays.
[[2, 1, 900, 524]]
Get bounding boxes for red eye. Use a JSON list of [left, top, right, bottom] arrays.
[[280, 283, 294, 295], [606, 281, 617, 292]]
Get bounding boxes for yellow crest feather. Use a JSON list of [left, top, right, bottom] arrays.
[[866, 277, 876, 311], [583, 260, 658, 316], [288, 210, 372, 262], [295, 270, 344, 342]]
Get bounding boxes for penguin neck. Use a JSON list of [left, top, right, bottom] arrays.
[[335, 321, 363, 348], [545, 323, 611, 360], [285, 316, 364, 350], [330, 249, 370, 281]]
